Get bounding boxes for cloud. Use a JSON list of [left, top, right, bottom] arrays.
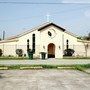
[[62, 0, 90, 3], [84, 10, 90, 18]]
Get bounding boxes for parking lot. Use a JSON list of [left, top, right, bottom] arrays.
[[0, 70, 90, 90]]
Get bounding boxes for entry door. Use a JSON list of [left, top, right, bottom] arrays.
[[48, 43, 55, 58]]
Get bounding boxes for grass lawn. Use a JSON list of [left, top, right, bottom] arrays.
[[63, 56, 90, 59], [0, 56, 90, 60], [0, 64, 90, 74], [0, 56, 29, 60]]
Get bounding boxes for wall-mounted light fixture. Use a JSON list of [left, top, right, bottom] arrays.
[[43, 46, 45, 49], [59, 46, 60, 49]]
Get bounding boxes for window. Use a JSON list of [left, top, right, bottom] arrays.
[[66, 39, 69, 49], [27, 39, 29, 51], [48, 31, 52, 36], [66, 39, 69, 43], [32, 34, 35, 53]]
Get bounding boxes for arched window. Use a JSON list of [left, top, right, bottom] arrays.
[[32, 34, 35, 53], [27, 39, 29, 51]]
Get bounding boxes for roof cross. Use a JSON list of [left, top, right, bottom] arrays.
[[46, 13, 50, 22]]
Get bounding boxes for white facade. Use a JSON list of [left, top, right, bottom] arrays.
[[0, 22, 90, 58]]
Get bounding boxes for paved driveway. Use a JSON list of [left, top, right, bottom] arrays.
[[0, 70, 90, 90]]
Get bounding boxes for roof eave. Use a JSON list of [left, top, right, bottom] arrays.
[[0, 39, 19, 44], [38, 23, 65, 31]]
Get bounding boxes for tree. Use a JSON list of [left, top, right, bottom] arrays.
[[0, 49, 3, 56], [88, 32, 90, 40], [84, 32, 90, 40]]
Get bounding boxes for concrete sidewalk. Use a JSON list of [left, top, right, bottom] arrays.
[[0, 59, 90, 65]]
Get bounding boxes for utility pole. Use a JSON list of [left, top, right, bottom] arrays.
[[3, 31, 5, 40]]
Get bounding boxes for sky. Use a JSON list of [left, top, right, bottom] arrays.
[[0, 0, 90, 38]]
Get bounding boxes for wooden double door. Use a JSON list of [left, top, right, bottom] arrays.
[[48, 43, 55, 58]]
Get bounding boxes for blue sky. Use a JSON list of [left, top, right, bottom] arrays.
[[0, 0, 90, 38]]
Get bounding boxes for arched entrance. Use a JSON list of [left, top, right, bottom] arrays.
[[48, 43, 55, 58]]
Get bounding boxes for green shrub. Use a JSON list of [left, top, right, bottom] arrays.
[[64, 49, 75, 56], [16, 49, 23, 57], [0, 49, 3, 56]]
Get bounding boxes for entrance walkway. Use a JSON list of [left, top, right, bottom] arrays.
[[0, 59, 90, 65]]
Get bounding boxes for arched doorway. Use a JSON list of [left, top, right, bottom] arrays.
[[48, 43, 55, 58]]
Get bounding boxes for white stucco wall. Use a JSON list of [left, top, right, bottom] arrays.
[[0, 24, 90, 58], [62, 32, 89, 57], [39, 26, 64, 58], [17, 30, 41, 58], [0, 41, 18, 56]]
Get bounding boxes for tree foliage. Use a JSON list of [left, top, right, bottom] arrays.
[[77, 32, 90, 41], [0, 49, 3, 56]]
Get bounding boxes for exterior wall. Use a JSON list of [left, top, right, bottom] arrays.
[[73, 42, 86, 57], [0, 41, 18, 56], [87, 43, 90, 57], [39, 26, 64, 58], [0, 24, 90, 58], [63, 33, 86, 57], [17, 26, 64, 58], [18, 30, 41, 58]]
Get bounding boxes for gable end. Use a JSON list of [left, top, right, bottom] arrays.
[[38, 23, 65, 31]]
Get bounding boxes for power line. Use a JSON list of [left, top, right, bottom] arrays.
[[0, 2, 90, 5], [52, 5, 90, 15], [0, 5, 89, 22]]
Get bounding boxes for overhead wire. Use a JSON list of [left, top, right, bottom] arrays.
[[0, 2, 90, 5], [0, 2, 90, 22]]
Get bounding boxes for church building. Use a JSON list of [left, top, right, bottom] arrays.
[[0, 22, 90, 58]]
